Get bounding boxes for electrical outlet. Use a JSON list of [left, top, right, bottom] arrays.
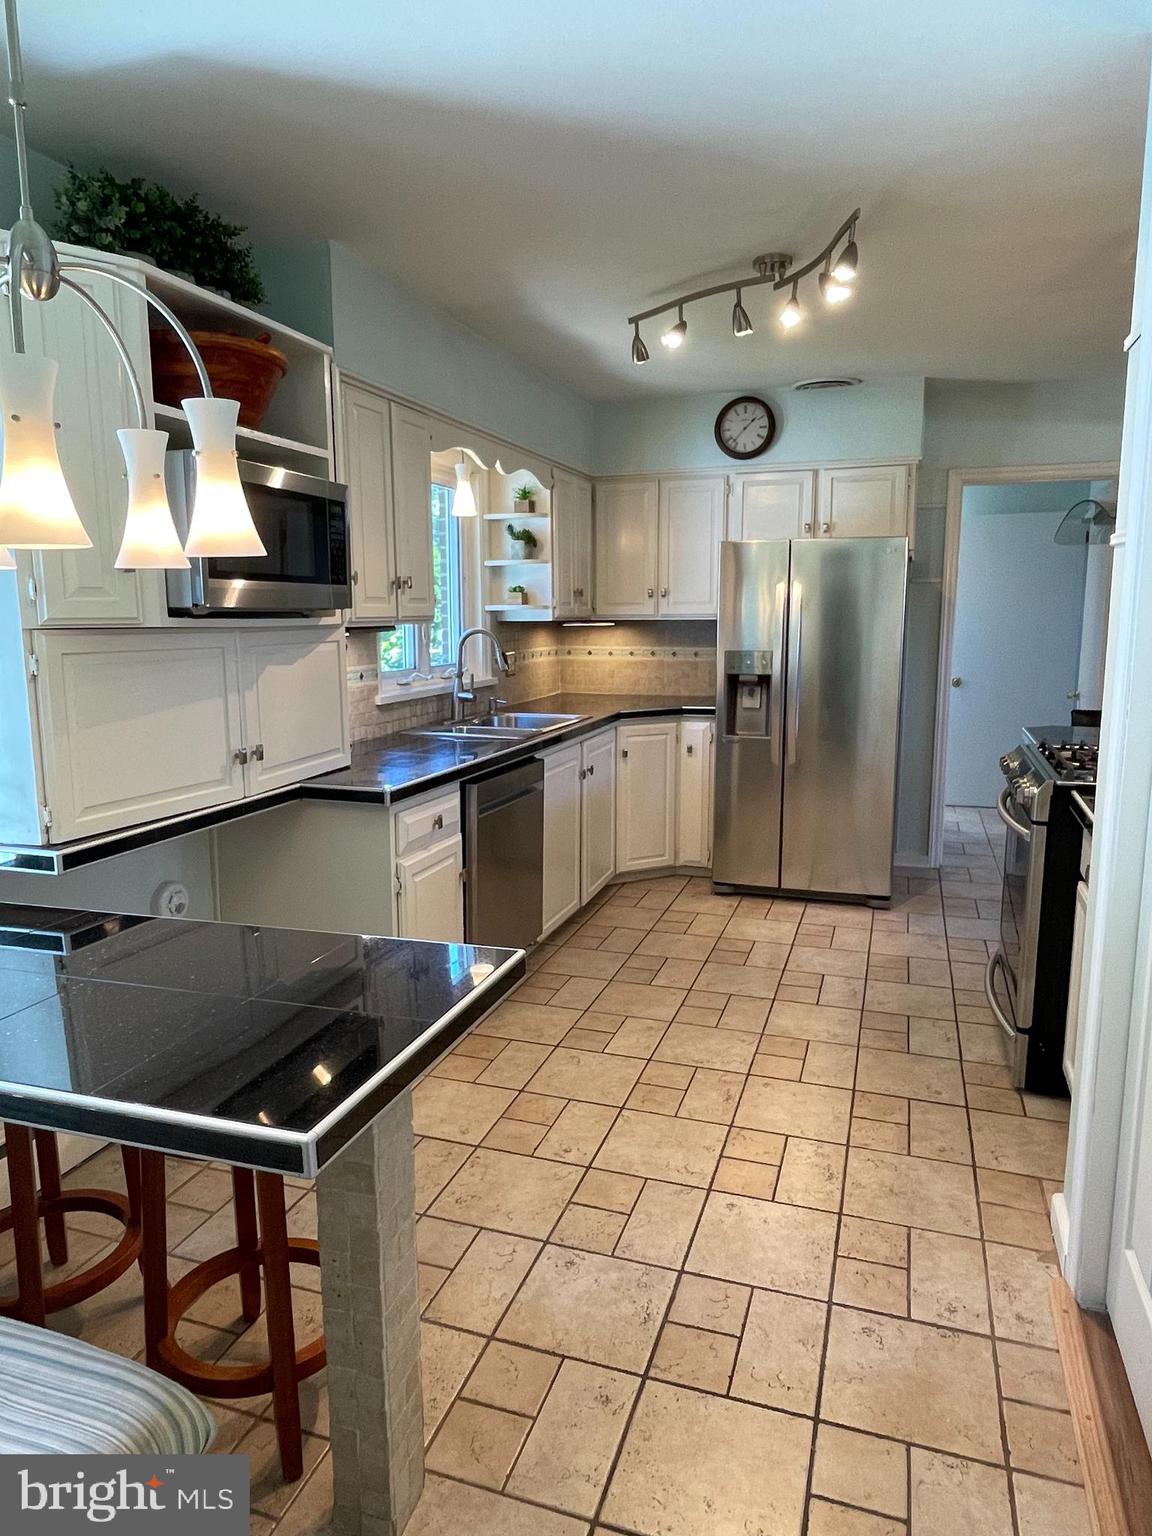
[[347, 663, 379, 687], [504, 650, 518, 677]]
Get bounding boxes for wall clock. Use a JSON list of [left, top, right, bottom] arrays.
[[714, 395, 777, 460]]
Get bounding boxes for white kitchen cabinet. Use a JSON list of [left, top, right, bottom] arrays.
[[732, 471, 816, 541], [238, 630, 350, 793], [552, 471, 594, 618], [616, 721, 678, 873], [594, 480, 659, 617], [816, 465, 911, 539], [395, 838, 465, 942], [677, 719, 714, 868], [581, 728, 617, 900], [31, 628, 247, 842], [8, 264, 151, 627], [391, 403, 436, 622], [658, 477, 725, 617], [342, 383, 399, 623], [542, 744, 583, 934]]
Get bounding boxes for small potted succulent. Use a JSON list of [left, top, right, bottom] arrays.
[[513, 484, 537, 515], [506, 522, 539, 559], [508, 583, 530, 605]]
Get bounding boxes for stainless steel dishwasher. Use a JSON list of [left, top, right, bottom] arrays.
[[464, 757, 544, 949]]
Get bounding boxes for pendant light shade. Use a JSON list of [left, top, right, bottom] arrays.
[[661, 307, 688, 349], [0, 353, 91, 548], [779, 284, 803, 329], [818, 269, 853, 305], [731, 292, 754, 337], [181, 397, 265, 558], [832, 239, 858, 282], [451, 459, 477, 518], [631, 325, 650, 364], [114, 427, 189, 569]]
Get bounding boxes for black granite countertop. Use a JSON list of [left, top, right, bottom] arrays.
[[307, 692, 715, 804], [0, 904, 523, 1174]]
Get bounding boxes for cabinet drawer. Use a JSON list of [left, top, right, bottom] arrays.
[[393, 789, 461, 855]]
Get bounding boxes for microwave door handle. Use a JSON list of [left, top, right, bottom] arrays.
[[996, 786, 1032, 842]]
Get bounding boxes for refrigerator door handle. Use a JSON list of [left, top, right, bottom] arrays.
[[786, 579, 803, 766], [770, 578, 788, 767]]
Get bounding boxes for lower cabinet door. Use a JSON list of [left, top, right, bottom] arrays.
[[239, 629, 350, 794], [396, 836, 465, 942], [581, 729, 617, 901], [543, 745, 583, 936], [677, 719, 714, 867], [616, 721, 677, 873]]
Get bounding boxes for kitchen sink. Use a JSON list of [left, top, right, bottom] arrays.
[[413, 711, 587, 742], [469, 712, 587, 731]]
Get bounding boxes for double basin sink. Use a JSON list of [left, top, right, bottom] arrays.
[[415, 711, 586, 742]]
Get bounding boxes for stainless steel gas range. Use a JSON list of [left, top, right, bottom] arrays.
[[988, 725, 1099, 1093]]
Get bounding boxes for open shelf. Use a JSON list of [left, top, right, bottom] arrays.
[[484, 604, 553, 619], [483, 557, 547, 567], [482, 511, 549, 521], [151, 402, 331, 470]]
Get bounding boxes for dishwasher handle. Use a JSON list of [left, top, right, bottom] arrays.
[[474, 779, 543, 818]]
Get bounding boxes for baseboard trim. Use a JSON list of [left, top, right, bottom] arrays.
[[1050, 1275, 1152, 1536]]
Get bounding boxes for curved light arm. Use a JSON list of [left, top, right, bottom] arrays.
[[59, 260, 214, 398], [57, 275, 147, 428]]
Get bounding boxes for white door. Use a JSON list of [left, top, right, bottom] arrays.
[[945, 485, 1091, 805], [33, 629, 246, 841], [9, 266, 148, 625], [658, 477, 725, 617], [616, 721, 678, 872], [239, 629, 350, 793], [677, 719, 714, 867], [396, 837, 465, 942], [594, 480, 659, 617], [816, 465, 910, 538], [581, 729, 616, 900], [733, 472, 815, 541], [542, 744, 582, 935], [342, 383, 399, 623], [390, 403, 435, 622]]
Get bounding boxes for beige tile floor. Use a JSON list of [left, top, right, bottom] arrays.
[[2, 806, 1089, 1535]]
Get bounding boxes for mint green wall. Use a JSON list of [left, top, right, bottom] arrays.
[[250, 239, 334, 346], [592, 376, 924, 474]]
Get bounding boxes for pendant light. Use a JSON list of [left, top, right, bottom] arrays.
[[731, 290, 753, 338], [182, 398, 265, 558], [114, 428, 189, 568], [451, 459, 477, 518], [661, 306, 688, 349], [0, 354, 91, 547], [779, 283, 803, 330], [818, 265, 853, 305], [631, 324, 649, 364], [832, 239, 858, 283]]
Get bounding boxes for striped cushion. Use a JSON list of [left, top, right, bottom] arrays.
[[0, 1317, 215, 1456]]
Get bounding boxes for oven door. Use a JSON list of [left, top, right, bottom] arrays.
[[988, 786, 1046, 1072]]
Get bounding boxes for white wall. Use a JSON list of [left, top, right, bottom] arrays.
[[592, 377, 925, 474]]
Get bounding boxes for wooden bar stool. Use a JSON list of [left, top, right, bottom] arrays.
[[137, 1151, 324, 1481], [0, 1124, 142, 1326]]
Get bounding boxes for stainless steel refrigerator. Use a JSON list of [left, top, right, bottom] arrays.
[[713, 537, 908, 901]]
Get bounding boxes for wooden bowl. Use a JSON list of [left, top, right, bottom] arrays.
[[150, 329, 288, 430]]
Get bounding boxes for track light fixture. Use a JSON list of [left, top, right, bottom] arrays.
[[626, 209, 859, 361]]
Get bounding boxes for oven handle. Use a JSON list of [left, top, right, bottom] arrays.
[[996, 785, 1032, 843], [985, 948, 1025, 1037]]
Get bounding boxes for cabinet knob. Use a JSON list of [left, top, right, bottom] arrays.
[[233, 747, 249, 765], [352, 569, 359, 585], [252, 743, 265, 761], [621, 749, 629, 760], [579, 769, 586, 780], [686, 744, 694, 756], [803, 521, 812, 534], [587, 763, 595, 777], [647, 587, 654, 598], [660, 587, 668, 598], [403, 575, 413, 589], [951, 676, 962, 688], [432, 812, 444, 830], [821, 521, 831, 534]]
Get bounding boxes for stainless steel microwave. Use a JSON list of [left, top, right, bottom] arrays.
[[164, 456, 351, 617]]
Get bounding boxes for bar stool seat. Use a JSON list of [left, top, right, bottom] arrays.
[[0, 1125, 142, 1325], [138, 1153, 324, 1481]]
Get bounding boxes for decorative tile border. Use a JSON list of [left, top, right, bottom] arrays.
[[511, 645, 717, 662]]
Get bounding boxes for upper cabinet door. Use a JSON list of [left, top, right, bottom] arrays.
[[238, 629, 350, 793], [571, 476, 594, 616], [390, 403, 435, 622], [594, 480, 659, 616], [733, 471, 816, 541], [816, 465, 910, 539], [10, 267, 148, 626], [342, 383, 399, 623], [552, 471, 594, 619], [658, 476, 725, 616]]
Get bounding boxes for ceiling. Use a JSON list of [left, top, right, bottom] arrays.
[[14, 0, 1152, 400]]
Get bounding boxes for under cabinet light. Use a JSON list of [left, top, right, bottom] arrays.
[[114, 428, 189, 569], [0, 354, 91, 548]]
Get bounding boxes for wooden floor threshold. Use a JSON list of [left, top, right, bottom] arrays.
[[1050, 1275, 1152, 1536]]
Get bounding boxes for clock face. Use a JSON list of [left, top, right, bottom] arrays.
[[714, 396, 777, 460]]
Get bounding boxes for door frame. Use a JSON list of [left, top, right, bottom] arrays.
[[928, 460, 1120, 866]]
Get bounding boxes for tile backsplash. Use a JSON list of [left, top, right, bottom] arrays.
[[345, 621, 717, 744]]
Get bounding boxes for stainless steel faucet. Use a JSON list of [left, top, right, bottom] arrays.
[[452, 626, 510, 721]]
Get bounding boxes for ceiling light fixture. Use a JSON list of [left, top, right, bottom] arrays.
[[451, 459, 478, 518], [731, 290, 753, 338], [0, 0, 259, 565], [626, 210, 859, 361]]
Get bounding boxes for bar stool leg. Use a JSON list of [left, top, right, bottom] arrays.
[[33, 1131, 68, 1267], [256, 1171, 303, 1482], [7, 1127, 46, 1327], [231, 1169, 262, 1324], [139, 1151, 169, 1371]]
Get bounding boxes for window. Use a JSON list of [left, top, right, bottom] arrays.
[[379, 479, 466, 686]]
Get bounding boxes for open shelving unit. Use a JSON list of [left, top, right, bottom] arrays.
[[483, 468, 554, 620]]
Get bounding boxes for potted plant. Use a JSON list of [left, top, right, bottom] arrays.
[[506, 523, 539, 559], [513, 484, 537, 515], [508, 583, 530, 605]]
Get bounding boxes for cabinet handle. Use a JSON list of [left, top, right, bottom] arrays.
[[233, 747, 249, 765], [660, 587, 668, 598], [579, 769, 586, 780], [803, 521, 813, 534], [686, 744, 694, 756], [251, 743, 265, 762], [432, 812, 444, 830], [822, 521, 831, 534], [587, 763, 595, 777], [403, 575, 413, 590], [621, 749, 629, 760], [647, 587, 654, 598], [352, 569, 359, 586]]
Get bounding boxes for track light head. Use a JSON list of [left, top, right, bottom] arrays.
[[779, 284, 803, 330], [631, 325, 650, 364], [831, 238, 858, 283], [661, 307, 687, 349], [731, 292, 753, 338], [818, 268, 853, 305]]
